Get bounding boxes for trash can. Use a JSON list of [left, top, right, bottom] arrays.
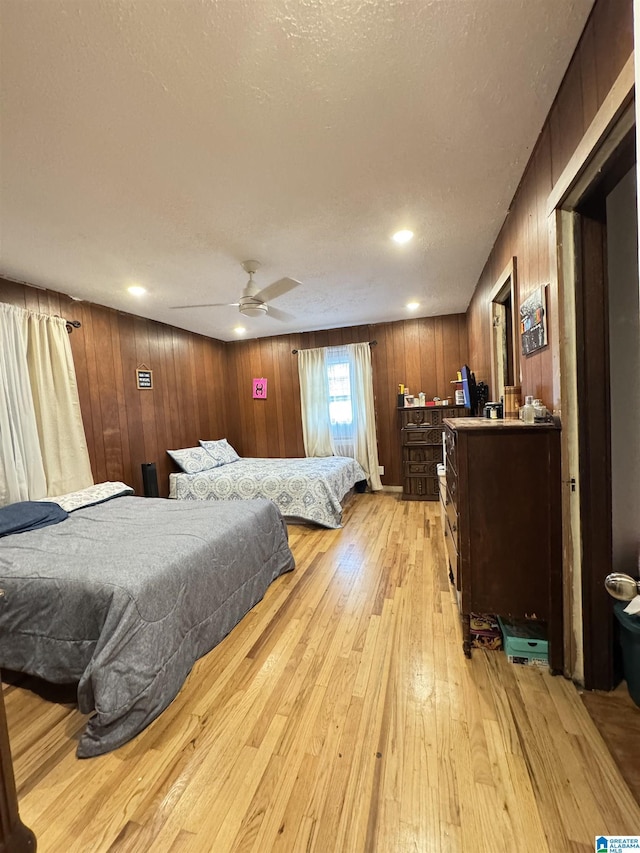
[[613, 601, 640, 707]]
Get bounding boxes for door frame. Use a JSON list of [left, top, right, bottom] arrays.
[[547, 54, 635, 685], [489, 257, 520, 402]]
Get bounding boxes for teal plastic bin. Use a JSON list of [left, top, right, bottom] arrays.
[[614, 601, 640, 707]]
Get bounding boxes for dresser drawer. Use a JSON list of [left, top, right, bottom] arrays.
[[403, 476, 439, 500], [446, 468, 458, 507], [400, 408, 444, 427], [402, 428, 443, 446], [404, 460, 439, 477], [446, 492, 458, 538], [444, 427, 457, 474], [403, 444, 442, 463], [444, 512, 459, 585]]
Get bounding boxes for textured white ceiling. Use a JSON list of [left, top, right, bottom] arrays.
[[0, 0, 593, 342]]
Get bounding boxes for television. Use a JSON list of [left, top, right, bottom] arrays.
[[461, 365, 478, 415]]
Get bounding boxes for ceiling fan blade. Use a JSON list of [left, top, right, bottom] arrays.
[[267, 305, 296, 322], [169, 302, 239, 309], [254, 276, 301, 303]]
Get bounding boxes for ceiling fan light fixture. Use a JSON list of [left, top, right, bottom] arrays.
[[239, 301, 268, 318]]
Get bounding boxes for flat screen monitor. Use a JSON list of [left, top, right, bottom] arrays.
[[461, 365, 477, 415]]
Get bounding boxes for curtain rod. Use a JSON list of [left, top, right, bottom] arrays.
[[65, 320, 82, 334], [291, 340, 377, 354]]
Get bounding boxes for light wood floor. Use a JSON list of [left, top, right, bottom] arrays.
[[4, 493, 640, 852]]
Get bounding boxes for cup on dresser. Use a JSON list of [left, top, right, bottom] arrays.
[[503, 385, 521, 419]]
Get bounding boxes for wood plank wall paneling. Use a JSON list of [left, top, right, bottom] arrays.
[[1, 278, 465, 489], [225, 316, 468, 486], [0, 279, 228, 498], [466, 0, 634, 412]]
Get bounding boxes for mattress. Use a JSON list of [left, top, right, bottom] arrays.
[[169, 455, 367, 528]]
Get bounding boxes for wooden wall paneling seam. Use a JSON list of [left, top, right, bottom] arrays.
[[547, 54, 635, 215], [270, 338, 286, 458], [0, 278, 28, 305], [21, 287, 39, 313], [93, 307, 121, 483], [552, 46, 587, 187], [592, 0, 634, 106], [579, 17, 598, 128], [441, 316, 460, 399], [256, 341, 271, 458], [136, 318, 160, 477], [290, 336, 305, 458], [241, 341, 254, 454], [149, 323, 170, 482], [222, 342, 239, 449], [121, 316, 146, 495], [69, 302, 96, 478], [163, 323, 183, 468], [191, 336, 205, 441], [173, 328, 192, 447], [406, 319, 422, 398], [186, 334, 201, 444], [373, 324, 390, 484], [109, 311, 132, 488], [82, 306, 107, 483]]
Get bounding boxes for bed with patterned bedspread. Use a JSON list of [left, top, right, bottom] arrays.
[[169, 454, 367, 529]]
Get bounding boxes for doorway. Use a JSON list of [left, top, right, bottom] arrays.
[[489, 257, 520, 403], [556, 115, 638, 691], [575, 152, 639, 689]]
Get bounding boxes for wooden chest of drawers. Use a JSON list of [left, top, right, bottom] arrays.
[[399, 405, 468, 500], [442, 417, 563, 671]]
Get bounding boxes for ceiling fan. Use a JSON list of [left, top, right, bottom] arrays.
[[170, 260, 300, 321]]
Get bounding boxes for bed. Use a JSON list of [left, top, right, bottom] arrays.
[[0, 484, 295, 757], [168, 452, 368, 528]]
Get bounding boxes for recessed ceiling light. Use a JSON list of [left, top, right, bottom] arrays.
[[128, 285, 146, 296], [393, 229, 414, 244], [407, 302, 419, 311], [234, 326, 246, 335]]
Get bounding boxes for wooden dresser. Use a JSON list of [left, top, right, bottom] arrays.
[[442, 417, 562, 671], [399, 405, 468, 500]]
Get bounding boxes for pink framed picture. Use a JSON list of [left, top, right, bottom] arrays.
[[252, 377, 267, 399]]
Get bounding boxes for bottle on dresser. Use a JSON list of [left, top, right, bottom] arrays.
[[521, 396, 535, 424]]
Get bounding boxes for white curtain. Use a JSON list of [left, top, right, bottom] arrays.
[[0, 304, 47, 504], [298, 347, 335, 457], [349, 342, 382, 491], [0, 304, 93, 506], [298, 342, 382, 491]]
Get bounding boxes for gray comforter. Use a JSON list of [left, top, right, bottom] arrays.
[[0, 495, 294, 757]]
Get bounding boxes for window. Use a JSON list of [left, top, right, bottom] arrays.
[[297, 341, 381, 489], [326, 351, 354, 454], [327, 360, 352, 426]]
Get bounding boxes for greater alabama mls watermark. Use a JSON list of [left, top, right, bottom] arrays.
[[596, 837, 640, 852]]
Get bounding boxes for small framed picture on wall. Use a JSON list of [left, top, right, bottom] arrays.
[[520, 285, 548, 356], [253, 377, 267, 399]]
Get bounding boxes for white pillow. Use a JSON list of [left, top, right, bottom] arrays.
[[167, 446, 220, 474], [199, 438, 240, 467]]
